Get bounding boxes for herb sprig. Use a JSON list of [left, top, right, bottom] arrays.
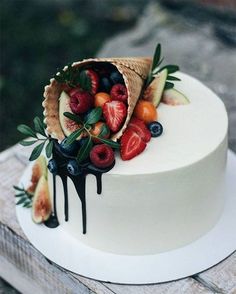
[[146, 43, 180, 90], [63, 108, 120, 163], [17, 117, 53, 161], [13, 185, 32, 208], [54, 63, 91, 91]]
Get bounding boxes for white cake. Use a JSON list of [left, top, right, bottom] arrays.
[[48, 72, 228, 255]]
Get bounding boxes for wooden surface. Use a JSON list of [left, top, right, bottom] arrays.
[[0, 144, 236, 294]]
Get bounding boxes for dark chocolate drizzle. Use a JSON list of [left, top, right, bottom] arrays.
[[44, 141, 114, 234]]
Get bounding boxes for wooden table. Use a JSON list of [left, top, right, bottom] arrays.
[[0, 144, 236, 294]]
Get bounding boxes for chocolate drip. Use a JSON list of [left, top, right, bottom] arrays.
[[44, 141, 114, 234]]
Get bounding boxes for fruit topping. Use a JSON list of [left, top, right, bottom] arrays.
[[148, 121, 163, 137], [110, 70, 124, 84], [143, 69, 168, 107], [120, 128, 146, 160], [94, 92, 111, 108], [32, 176, 52, 223], [90, 144, 115, 168], [133, 100, 157, 124], [100, 77, 112, 93], [69, 90, 94, 114], [83, 69, 99, 95], [128, 117, 151, 142], [59, 91, 82, 137], [67, 160, 82, 176], [103, 100, 127, 132], [90, 121, 110, 143], [162, 88, 190, 105], [27, 155, 47, 195], [48, 159, 58, 174], [110, 84, 128, 103], [60, 137, 80, 156]]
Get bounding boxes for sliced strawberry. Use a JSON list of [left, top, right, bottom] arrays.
[[85, 69, 99, 95], [103, 101, 127, 132], [128, 117, 151, 142], [120, 128, 146, 160]]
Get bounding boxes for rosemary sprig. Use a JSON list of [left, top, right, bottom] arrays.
[[17, 116, 53, 161], [13, 185, 32, 208], [146, 43, 181, 90]]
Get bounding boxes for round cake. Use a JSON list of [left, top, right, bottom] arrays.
[[49, 72, 228, 255], [15, 45, 228, 256]]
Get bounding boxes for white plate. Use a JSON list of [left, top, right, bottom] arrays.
[[16, 150, 236, 284]]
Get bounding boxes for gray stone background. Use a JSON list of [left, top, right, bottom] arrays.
[[1, 0, 236, 292]]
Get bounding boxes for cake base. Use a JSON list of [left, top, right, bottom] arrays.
[[16, 150, 236, 284]]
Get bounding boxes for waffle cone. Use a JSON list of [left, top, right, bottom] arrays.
[[43, 57, 151, 142]]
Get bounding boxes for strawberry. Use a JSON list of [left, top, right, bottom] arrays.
[[84, 69, 99, 95], [120, 128, 146, 160], [103, 101, 127, 132], [128, 117, 151, 142]]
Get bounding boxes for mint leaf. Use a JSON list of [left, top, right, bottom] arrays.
[[17, 124, 37, 138], [164, 82, 174, 90], [46, 140, 54, 158], [15, 193, 26, 197], [152, 43, 161, 71], [167, 75, 181, 81], [96, 137, 120, 149], [20, 140, 37, 146], [33, 117, 46, 137], [98, 124, 110, 138], [85, 107, 102, 125], [65, 128, 84, 146], [77, 137, 93, 163], [63, 112, 83, 124], [29, 142, 45, 161], [13, 185, 24, 191], [160, 65, 179, 74], [16, 197, 28, 205]]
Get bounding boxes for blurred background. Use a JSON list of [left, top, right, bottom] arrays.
[[0, 0, 236, 153]]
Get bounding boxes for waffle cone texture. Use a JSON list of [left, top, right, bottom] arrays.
[[43, 57, 151, 142]]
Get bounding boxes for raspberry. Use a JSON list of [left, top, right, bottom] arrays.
[[90, 144, 115, 168], [110, 84, 128, 103], [69, 90, 94, 114]]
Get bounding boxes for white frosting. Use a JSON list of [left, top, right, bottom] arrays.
[[48, 73, 228, 255]]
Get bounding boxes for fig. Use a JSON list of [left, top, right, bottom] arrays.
[[26, 155, 47, 196], [32, 176, 52, 223], [59, 91, 82, 137], [143, 69, 167, 107], [162, 88, 190, 106]]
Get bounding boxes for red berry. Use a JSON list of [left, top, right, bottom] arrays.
[[120, 128, 146, 160], [69, 90, 94, 114], [84, 69, 99, 95], [90, 144, 115, 168], [103, 101, 127, 132], [110, 84, 128, 102], [128, 117, 151, 142]]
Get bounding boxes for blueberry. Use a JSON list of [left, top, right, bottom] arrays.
[[48, 159, 58, 174], [67, 160, 81, 176], [60, 138, 80, 156], [148, 121, 163, 137], [110, 71, 124, 84], [100, 77, 112, 92]]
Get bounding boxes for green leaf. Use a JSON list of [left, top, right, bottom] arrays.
[[85, 107, 102, 125], [29, 142, 45, 161], [164, 82, 174, 90], [79, 70, 91, 92], [13, 185, 24, 191], [63, 112, 83, 124], [46, 140, 53, 158], [33, 117, 46, 137], [16, 197, 28, 205], [26, 203, 32, 208], [15, 193, 26, 197], [17, 124, 37, 138], [166, 75, 181, 81], [160, 65, 179, 74], [65, 128, 84, 146], [96, 137, 120, 149], [23, 200, 32, 207], [77, 137, 93, 163], [152, 43, 161, 71], [99, 124, 110, 138], [20, 140, 37, 146]]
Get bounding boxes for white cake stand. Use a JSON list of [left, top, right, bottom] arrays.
[[15, 150, 236, 284]]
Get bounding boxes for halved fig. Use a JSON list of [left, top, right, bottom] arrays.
[[32, 176, 52, 223], [143, 69, 168, 107], [162, 88, 190, 106], [27, 155, 47, 196], [59, 91, 82, 137]]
